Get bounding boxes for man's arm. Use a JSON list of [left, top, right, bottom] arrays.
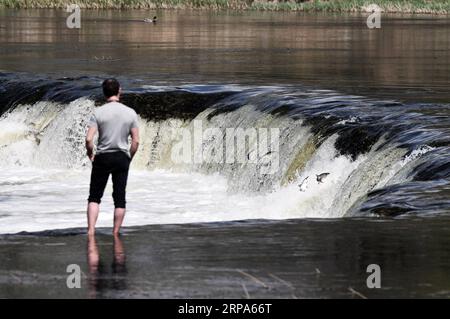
[[130, 127, 140, 160], [86, 126, 97, 162]]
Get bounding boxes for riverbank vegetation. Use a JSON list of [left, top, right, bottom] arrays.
[[0, 0, 448, 14]]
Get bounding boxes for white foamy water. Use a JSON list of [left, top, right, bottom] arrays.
[[0, 98, 425, 234], [0, 158, 361, 234], [0, 168, 245, 234]]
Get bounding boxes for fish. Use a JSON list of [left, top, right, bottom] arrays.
[[298, 176, 309, 192], [316, 172, 330, 183]]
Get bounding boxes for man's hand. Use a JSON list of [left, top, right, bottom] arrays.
[[130, 127, 140, 160], [87, 151, 95, 162], [86, 126, 97, 162]]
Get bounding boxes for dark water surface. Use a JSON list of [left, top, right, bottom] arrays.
[[0, 9, 448, 102], [1, 218, 450, 298]]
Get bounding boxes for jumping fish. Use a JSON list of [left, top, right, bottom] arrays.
[[298, 176, 309, 192], [316, 172, 330, 183]]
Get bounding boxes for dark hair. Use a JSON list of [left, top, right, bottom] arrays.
[[102, 78, 120, 98]]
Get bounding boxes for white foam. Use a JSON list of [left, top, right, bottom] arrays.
[[375, 144, 435, 188], [0, 131, 366, 233], [0, 156, 360, 234], [0, 168, 282, 234], [0, 99, 413, 233]]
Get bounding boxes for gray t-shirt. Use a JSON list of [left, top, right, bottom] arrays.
[[88, 101, 139, 157]]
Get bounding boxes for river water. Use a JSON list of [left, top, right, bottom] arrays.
[[0, 9, 449, 298], [1, 9, 449, 101]]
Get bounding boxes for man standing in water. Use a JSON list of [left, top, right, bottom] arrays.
[[85, 79, 140, 237]]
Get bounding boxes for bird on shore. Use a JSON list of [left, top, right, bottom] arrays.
[[144, 16, 157, 23]]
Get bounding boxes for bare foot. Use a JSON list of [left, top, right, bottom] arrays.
[[88, 229, 95, 237]]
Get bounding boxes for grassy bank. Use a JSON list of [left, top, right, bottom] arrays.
[[0, 0, 448, 14]]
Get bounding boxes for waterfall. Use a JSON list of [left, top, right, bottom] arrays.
[[0, 73, 448, 228]]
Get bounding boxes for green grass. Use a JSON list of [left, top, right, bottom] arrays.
[[0, 0, 448, 14]]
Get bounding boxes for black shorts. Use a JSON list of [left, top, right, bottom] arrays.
[[88, 151, 131, 209]]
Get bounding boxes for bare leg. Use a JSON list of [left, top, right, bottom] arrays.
[[87, 202, 100, 237], [113, 208, 125, 236]]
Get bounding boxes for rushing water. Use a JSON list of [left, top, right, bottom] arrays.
[[0, 9, 449, 298], [0, 73, 448, 234], [0, 9, 449, 234]]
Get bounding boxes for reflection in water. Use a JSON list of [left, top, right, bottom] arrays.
[[0, 9, 448, 102], [87, 235, 127, 298], [87, 236, 100, 299]]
